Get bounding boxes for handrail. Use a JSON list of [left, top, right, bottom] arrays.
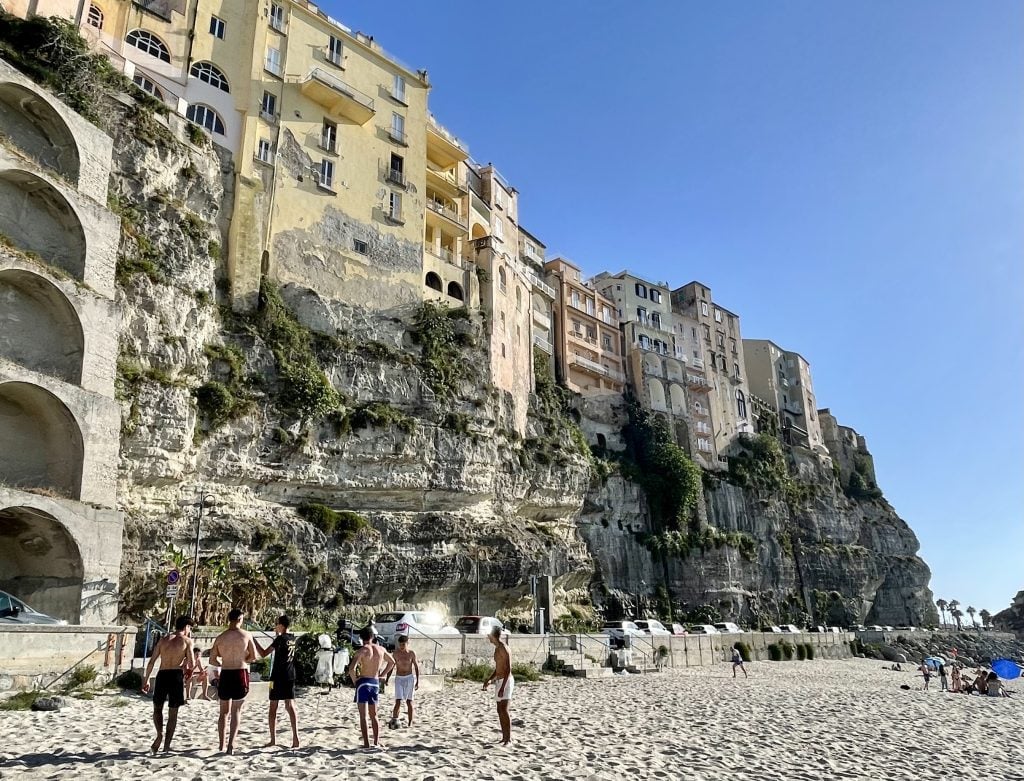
[[43, 646, 105, 691], [403, 624, 443, 674]]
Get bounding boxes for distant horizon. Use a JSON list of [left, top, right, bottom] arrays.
[[328, 0, 1024, 616]]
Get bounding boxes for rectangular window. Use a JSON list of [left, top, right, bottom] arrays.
[[388, 191, 402, 221], [701, 302, 709, 316], [635, 282, 647, 298], [651, 312, 661, 329], [321, 119, 337, 153], [260, 90, 277, 120], [714, 308, 722, 322], [637, 306, 647, 323], [256, 138, 273, 164], [602, 335, 612, 351], [586, 325, 596, 340], [571, 290, 580, 308], [209, 15, 225, 39], [493, 218, 504, 241], [353, 238, 368, 254], [571, 319, 582, 335], [717, 333, 725, 348], [390, 112, 406, 144], [388, 153, 405, 186], [702, 324, 711, 341], [265, 46, 282, 77], [327, 36, 343, 66], [585, 297, 595, 315], [392, 74, 406, 103], [318, 158, 334, 190], [495, 187, 505, 210], [650, 289, 662, 304], [269, 2, 285, 32], [734, 362, 741, 377]]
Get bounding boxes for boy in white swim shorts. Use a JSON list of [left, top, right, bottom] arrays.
[[483, 625, 513, 745], [387, 634, 420, 728]]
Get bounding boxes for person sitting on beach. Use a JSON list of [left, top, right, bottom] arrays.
[[347, 626, 396, 749], [974, 669, 990, 695], [985, 671, 1008, 698]]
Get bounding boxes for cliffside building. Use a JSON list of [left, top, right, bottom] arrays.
[[544, 257, 625, 396], [743, 339, 827, 456], [0, 60, 123, 624], [671, 282, 753, 456], [593, 271, 716, 466]]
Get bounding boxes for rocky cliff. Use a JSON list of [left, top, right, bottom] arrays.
[[104, 99, 935, 631]]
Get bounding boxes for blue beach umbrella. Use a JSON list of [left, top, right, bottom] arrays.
[[991, 659, 1023, 680], [924, 656, 945, 669]]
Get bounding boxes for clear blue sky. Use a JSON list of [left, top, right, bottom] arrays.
[[329, 1, 1024, 617]]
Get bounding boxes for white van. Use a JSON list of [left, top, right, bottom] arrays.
[[713, 622, 743, 634]]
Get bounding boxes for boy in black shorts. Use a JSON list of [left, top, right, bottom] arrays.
[[141, 615, 194, 753], [257, 614, 299, 748]]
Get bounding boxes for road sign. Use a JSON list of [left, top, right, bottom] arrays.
[[167, 570, 180, 585], [166, 584, 179, 598]]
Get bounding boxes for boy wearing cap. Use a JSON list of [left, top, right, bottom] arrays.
[[386, 635, 420, 728]]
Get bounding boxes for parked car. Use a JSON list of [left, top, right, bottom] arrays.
[[373, 611, 458, 647], [713, 622, 744, 634], [778, 624, 802, 633], [850, 624, 867, 632], [688, 624, 720, 635], [634, 619, 671, 636], [867, 625, 884, 631], [670, 623, 688, 636], [761, 624, 783, 633], [454, 615, 503, 636], [0, 591, 65, 625], [602, 620, 641, 642], [809, 625, 826, 633]]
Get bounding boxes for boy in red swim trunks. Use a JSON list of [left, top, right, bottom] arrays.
[[210, 608, 258, 754]]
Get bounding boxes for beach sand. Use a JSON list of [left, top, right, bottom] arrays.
[[1, 659, 1022, 780]]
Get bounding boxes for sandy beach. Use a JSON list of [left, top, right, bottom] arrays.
[[1, 659, 1022, 780]]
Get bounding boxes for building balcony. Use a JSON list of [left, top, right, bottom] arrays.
[[427, 114, 469, 167], [692, 405, 710, 418], [532, 308, 551, 329], [694, 422, 712, 435], [384, 165, 406, 188], [571, 353, 624, 381], [783, 400, 803, 415], [529, 274, 556, 300], [300, 69, 375, 124], [569, 329, 598, 347], [730, 373, 743, 385], [532, 334, 553, 354], [691, 357, 705, 369], [426, 199, 468, 233], [686, 374, 712, 393], [426, 161, 468, 198]]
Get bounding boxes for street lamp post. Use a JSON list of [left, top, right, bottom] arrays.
[[179, 491, 216, 621]]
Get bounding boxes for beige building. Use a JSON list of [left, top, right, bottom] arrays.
[[544, 258, 624, 397], [671, 281, 753, 457], [593, 271, 716, 466], [743, 339, 826, 455], [518, 227, 556, 379]]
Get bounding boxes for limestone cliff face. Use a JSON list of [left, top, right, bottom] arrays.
[[108, 103, 935, 630]]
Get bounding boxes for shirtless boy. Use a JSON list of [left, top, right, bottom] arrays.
[[347, 626, 395, 749], [141, 615, 194, 754], [482, 626, 513, 745], [209, 608, 258, 754], [386, 634, 420, 728]]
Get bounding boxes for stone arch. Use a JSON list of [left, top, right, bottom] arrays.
[[471, 223, 487, 240], [0, 505, 83, 623], [643, 351, 661, 375], [0, 381, 84, 500], [648, 377, 667, 411], [0, 170, 87, 281], [669, 382, 686, 413], [665, 357, 684, 382], [0, 268, 84, 384], [425, 272, 442, 292], [447, 280, 464, 301], [0, 82, 80, 184]]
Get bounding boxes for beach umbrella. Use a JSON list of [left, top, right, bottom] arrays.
[[991, 659, 1023, 680], [924, 656, 945, 669]]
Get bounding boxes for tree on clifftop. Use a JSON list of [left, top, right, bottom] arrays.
[[966, 606, 977, 628], [979, 608, 991, 628], [936, 599, 948, 628]]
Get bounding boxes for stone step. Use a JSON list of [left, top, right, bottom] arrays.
[[625, 665, 663, 674]]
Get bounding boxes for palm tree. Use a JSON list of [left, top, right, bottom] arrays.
[[979, 609, 991, 628], [936, 599, 948, 628], [951, 607, 964, 632], [949, 599, 961, 630], [966, 606, 977, 628]]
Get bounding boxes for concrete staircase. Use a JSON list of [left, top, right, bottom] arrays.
[[546, 650, 613, 678]]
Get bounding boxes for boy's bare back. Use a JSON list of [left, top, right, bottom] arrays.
[[211, 627, 256, 669]]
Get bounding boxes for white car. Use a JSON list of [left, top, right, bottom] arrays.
[[602, 620, 641, 642], [778, 624, 802, 633], [688, 624, 720, 635], [634, 619, 671, 636], [373, 610, 458, 647], [713, 622, 743, 634]]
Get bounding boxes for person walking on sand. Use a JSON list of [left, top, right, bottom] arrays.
[[255, 614, 299, 748], [347, 626, 396, 749], [141, 615, 194, 754], [386, 634, 420, 728], [731, 645, 748, 679], [209, 608, 258, 754], [482, 626, 513, 746]]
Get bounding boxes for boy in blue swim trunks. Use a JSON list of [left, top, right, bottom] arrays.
[[347, 626, 395, 749]]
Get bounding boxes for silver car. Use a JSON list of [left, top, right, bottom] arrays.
[[0, 591, 65, 625]]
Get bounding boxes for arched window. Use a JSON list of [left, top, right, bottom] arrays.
[[190, 61, 230, 93], [87, 3, 104, 29], [126, 29, 171, 62], [515, 286, 522, 310], [736, 389, 747, 419], [498, 266, 507, 292], [186, 103, 225, 135], [425, 272, 442, 291], [447, 281, 464, 301], [132, 73, 163, 100]]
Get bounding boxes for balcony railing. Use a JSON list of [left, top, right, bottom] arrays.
[[692, 405, 710, 417], [427, 200, 468, 229], [301, 68, 375, 124], [691, 357, 705, 369], [529, 274, 556, 299], [570, 330, 597, 346], [389, 126, 407, 145], [532, 308, 551, 329], [428, 246, 454, 264], [571, 353, 625, 381], [427, 113, 469, 153], [532, 334, 553, 354], [386, 167, 406, 187]]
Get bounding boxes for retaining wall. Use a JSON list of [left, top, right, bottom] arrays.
[[0, 624, 137, 691]]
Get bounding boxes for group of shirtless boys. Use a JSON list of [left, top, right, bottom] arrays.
[[143, 610, 514, 753]]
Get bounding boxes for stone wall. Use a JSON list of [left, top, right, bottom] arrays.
[[0, 624, 136, 690]]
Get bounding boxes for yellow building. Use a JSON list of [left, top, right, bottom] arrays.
[[545, 257, 624, 397]]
